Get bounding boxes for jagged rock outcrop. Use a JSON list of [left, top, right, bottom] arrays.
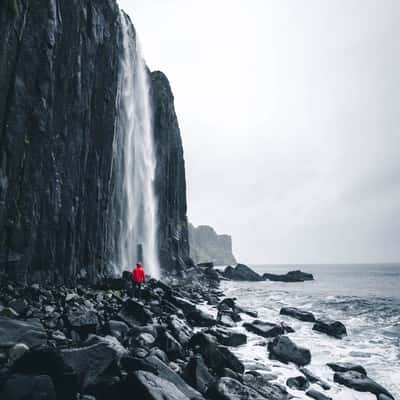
[[188, 223, 236, 265], [0, 0, 190, 283]]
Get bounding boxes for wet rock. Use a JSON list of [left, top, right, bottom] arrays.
[[223, 264, 263, 281], [263, 270, 314, 282], [168, 296, 197, 314], [243, 373, 292, 400], [149, 348, 169, 363], [313, 319, 347, 338], [280, 322, 295, 333], [268, 336, 311, 366], [235, 305, 258, 318], [204, 267, 221, 283], [279, 307, 315, 322], [217, 312, 238, 327], [0, 307, 19, 318], [220, 368, 243, 381], [306, 389, 332, 400], [8, 299, 29, 315], [65, 293, 79, 302], [243, 320, 284, 338], [145, 355, 204, 399], [120, 356, 158, 374], [187, 308, 218, 327], [217, 298, 236, 311], [51, 330, 67, 342], [0, 374, 56, 400], [106, 320, 130, 340], [218, 347, 245, 374], [61, 336, 126, 390], [379, 395, 395, 400], [188, 332, 244, 374], [123, 371, 193, 400], [183, 354, 215, 394], [333, 371, 394, 399], [327, 362, 366, 375], [66, 308, 99, 337], [122, 299, 153, 324], [300, 368, 330, 390], [156, 330, 184, 360], [0, 318, 47, 348], [206, 327, 247, 347], [286, 376, 310, 391], [8, 343, 30, 366], [136, 332, 156, 347], [207, 377, 266, 400], [197, 262, 215, 269], [10, 346, 78, 400]]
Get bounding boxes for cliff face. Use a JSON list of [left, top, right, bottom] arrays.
[[151, 72, 191, 273], [0, 0, 190, 283], [188, 224, 236, 266]]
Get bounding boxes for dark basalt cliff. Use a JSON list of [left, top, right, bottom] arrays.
[[0, 0, 190, 283], [188, 224, 236, 266], [151, 71, 191, 273]]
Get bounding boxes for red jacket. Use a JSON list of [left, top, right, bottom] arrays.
[[132, 265, 145, 283]]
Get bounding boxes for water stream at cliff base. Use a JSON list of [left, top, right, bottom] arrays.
[[111, 11, 160, 278]]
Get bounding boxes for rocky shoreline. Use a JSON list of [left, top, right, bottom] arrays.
[[0, 265, 395, 400]]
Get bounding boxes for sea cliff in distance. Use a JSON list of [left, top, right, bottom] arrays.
[[188, 223, 236, 265]]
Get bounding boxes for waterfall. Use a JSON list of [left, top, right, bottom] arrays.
[[111, 11, 160, 279]]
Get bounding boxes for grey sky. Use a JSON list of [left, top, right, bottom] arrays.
[[118, 0, 400, 264]]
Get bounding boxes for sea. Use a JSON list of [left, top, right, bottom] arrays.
[[218, 263, 400, 399]]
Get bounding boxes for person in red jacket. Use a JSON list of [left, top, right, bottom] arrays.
[[131, 262, 145, 298]]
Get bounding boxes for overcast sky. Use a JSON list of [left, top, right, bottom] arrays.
[[118, 0, 400, 264]]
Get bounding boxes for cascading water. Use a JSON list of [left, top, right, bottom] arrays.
[[111, 10, 160, 279]]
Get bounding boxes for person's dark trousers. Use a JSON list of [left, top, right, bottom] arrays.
[[135, 282, 142, 299]]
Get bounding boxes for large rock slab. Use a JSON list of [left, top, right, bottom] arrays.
[[189, 332, 244, 375], [0, 318, 47, 348], [280, 307, 315, 322], [334, 371, 394, 399], [125, 371, 193, 400], [207, 377, 266, 400], [61, 336, 126, 390], [156, 330, 184, 360], [223, 264, 263, 281], [145, 355, 204, 399], [243, 320, 284, 338], [268, 336, 311, 366], [122, 299, 153, 324], [313, 319, 347, 339], [206, 327, 247, 347]]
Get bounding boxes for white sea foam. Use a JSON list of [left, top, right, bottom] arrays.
[[218, 275, 400, 399]]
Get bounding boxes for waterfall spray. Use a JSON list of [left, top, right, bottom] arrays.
[[111, 11, 160, 278]]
